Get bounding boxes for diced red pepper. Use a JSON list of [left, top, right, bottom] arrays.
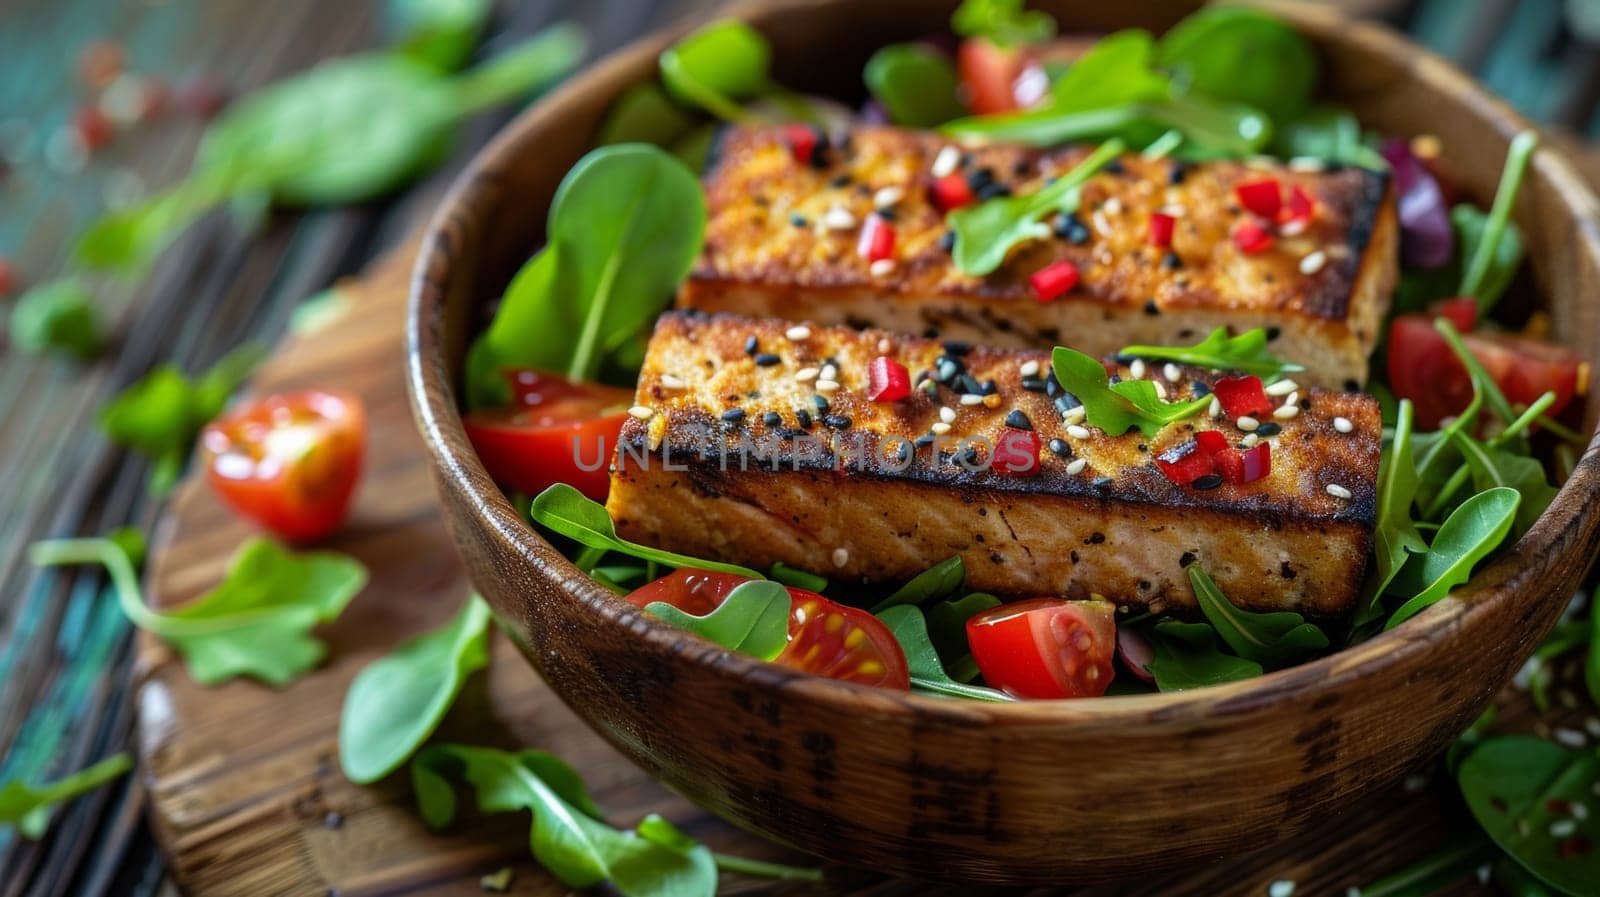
[[858, 214, 896, 263], [866, 356, 911, 402], [1212, 375, 1271, 419], [1282, 184, 1315, 224], [1234, 177, 1282, 219], [1154, 440, 1214, 486], [782, 124, 818, 165], [993, 427, 1041, 476], [73, 106, 115, 152], [1232, 219, 1274, 254], [1211, 447, 1244, 484], [1238, 442, 1271, 483], [1193, 429, 1230, 456], [1030, 260, 1079, 302], [1148, 212, 1175, 248], [929, 172, 975, 212]]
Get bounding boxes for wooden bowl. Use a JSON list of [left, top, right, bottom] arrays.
[[407, 0, 1600, 883]]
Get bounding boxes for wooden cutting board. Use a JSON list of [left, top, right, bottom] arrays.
[[136, 240, 1504, 897]]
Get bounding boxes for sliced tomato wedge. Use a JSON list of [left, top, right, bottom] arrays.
[[200, 390, 365, 543], [966, 598, 1117, 699], [956, 38, 1028, 115], [1387, 312, 1588, 430], [463, 370, 631, 502], [627, 569, 910, 689]]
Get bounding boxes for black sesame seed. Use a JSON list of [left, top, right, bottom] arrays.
[[1104, 159, 1125, 176], [1280, 561, 1298, 580], [1092, 476, 1114, 489], [789, 213, 809, 227], [956, 374, 983, 395], [753, 352, 782, 366], [823, 414, 852, 429], [1178, 551, 1197, 568], [1012, 159, 1033, 177], [1343, 379, 1360, 392], [976, 182, 1012, 201], [961, 446, 983, 466], [1265, 326, 1282, 341], [795, 409, 814, 428], [1168, 159, 1191, 184], [762, 411, 783, 427], [942, 340, 972, 356], [812, 395, 829, 413], [1192, 473, 1224, 490], [1054, 394, 1082, 414], [744, 335, 759, 355], [1005, 409, 1032, 430], [828, 173, 852, 189], [1047, 438, 1072, 457], [721, 408, 747, 423], [1161, 251, 1182, 270], [980, 379, 998, 395], [937, 231, 956, 252], [1108, 374, 1122, 385], [875, 207, 898, 222], [936, 359, 960, 383], [1256, 422, 1282, 436], [1299, 398, 1312, 411], [1021, 377, 1048, 392], [1143, 300, 1161, 316], [1191, 381, 1211, 398], [966, 167, 997, 191], [1045, 373, 1063, 397], [1053, 212, 1090, 244], [1137, 444, 1148, 453]]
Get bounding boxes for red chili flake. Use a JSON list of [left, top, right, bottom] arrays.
[[858, 214, 895, 262], [174, 75, 230, 120], [993, 427, 1041, 476], [1232, 219, 1274, 254], [1029, 260, 1079, 303], [0, 257, 19, 299], [782, 123, 818, 166], [929, 172, 975, 212], [1148, 212, 1176, 248], [1212, 375, 1272, 419], [1559, 835, 1593, 859], [1194, 429, 1230, 456], [78, 40, 125, 90], [1155, 440, 1214, 486], [1234, 177, 1282, 219], [72, 106, 115, 153], [866, 356, 911, 402], [1546, 798, 1575, 816], [1282, 184, 1315, 224]]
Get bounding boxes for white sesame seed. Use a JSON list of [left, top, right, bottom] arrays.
[[820, 363, 838, 380], [1289, 156, 1326, 172], [1129, 359, 1147, 380], [1103, 197, 1123, 216], [815, 379, 840, 393], [1346, 888, 1362, 897], [932, 145, 961, 178], [660, 373, 686, 389], [1273, 404, 1300, 421], [1066, 424, 1092, 440], [795, 367, 819, 382], [1285, 391, 1300, 407], [1237, 416, 1260, 431], [1065, 458, 1088, 475], [1280, 217, 1309, 237], [1333, 416, 1354, 434], [1269, 880, 1296, 897], [873, 185, 905, 209], [1163, 363, 1181, 382], [1159, 204, 1187, 218], [1403, 773, 1430, 792], [1019, 359, 1041, 378], [869, 259, 897, 277], [1326, 483, 1353, 499], [1299, 250, 1327, 275], [628, 405, 655, 420], [1209, 398, 1223, 419], [1245, 155, 1276, 170], [931, 422, 952, 435], [1551, 819, 1579, 838], [939, 406, 957, 424], [1554, 728, 1588, 749], [877, 337, 893, 354], [1240, 432, 1260, 448], [821, 205, 857, 231], [1153, 381, 1168, 400], [1476, 866, 1492, 886], [1062, 405, 1087, 424], [1574, 802, 1590, 821], [832, 547, 850, 568], [1264, 379, 1299, 397], [785, 325, 811, 340], [960, 393, 985, 406], [1586, 717, 1600, 737], [1092, 210, 1113, 236], [1593, 781, 1600, 797]]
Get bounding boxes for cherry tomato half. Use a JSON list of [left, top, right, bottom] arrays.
[[627, 569, 910, 690], [201, 390, 365, 543], [966, 598, 1117, 699], [463, 370, 631, 502], [956, 38, 1029, 115]]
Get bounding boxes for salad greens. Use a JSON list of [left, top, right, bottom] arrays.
[[1154, 7, 1315, 123], [528, 484, 762, 579], [876, 605, 1013, 701], [1383, 486, 1520, 630], [864, 44, 965, 128], [951, 0, 1056, 47], [924, 593, 1000, 682], [30, 536, 366, 686], [1187, 567, 1328, 668], [948, 138, 1125, 275], [1050, 345, 1213, 438], [339, 595, 493, 784], [1143, 621, 1262, 691], [768, 562, 828, 593], [869, 555, 964, 613], [1271, 106, 1386, 169], [0, 754, 132, 839], [644, 581, 792, 661], [1460, 130, 1538, 312], [1120, 327, 1305, 380], [464, 143, 705, 407], [659, 19, 773, 123], [1458, 736, 1600, 895]]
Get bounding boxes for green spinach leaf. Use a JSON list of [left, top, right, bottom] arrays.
[[876, 605, 1013, 701], [1051, 345, 1212, 437], [9, 279, 102, 360], [1385, 487, 1520, 630], [869, 555, 964, 613], [0, 754, 132, 839], [30, 536, 367, 686], [1155, 7, 1315, 123], [528, 484, 761, 578], [1271, 106, 1386, 169], [644, 580, 791, 661], [1187, 567, 1327, 668], [388, 0, 492, 73], [1119, 326, 1303, 379], [340, 595, 493, 784], [925, 592, 1000, 682], [1143, 620, 1262, 691], [1458, 736, 1600, 895], [595, 82, 699, 148], [659, 19, 771, 122], [1048, 30, 1169, 113], [864, 44, 965, 128], [951, 0, 1056, 47]]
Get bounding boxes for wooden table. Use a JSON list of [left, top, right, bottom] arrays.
[[0, 1, 1594, 895]]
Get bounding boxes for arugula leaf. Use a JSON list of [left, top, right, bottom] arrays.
[[1143, 620, 1262, 691], [1458, 736, 1600, 895], [595, 82, 699, 148], [9, 279, 102, 360], [864, 44, 965, 128], [659, 19, 771, 122], [948, 138, 1124, 275], [1187, 567, 1327, 668], [30, 536, 367, 686], [1271, 106, 1386, 169], [340, 595, 493, 784], [413, 745, 718, 896], [644, 580, 791, 661], [1119, 326, 1303, 379], [768, 562, 827, 593], [1155, 7, 1315, 123], [1589, 593, 1600, 709], [1385, 487, 1520, 630], [1353, 838, 1497, 897], [463, 144, 705, 405], [1460, 130, 1537, 311], [75, 171, 238, 274], [388, 0, 492, 73], [924, 592, 1000, 682], [1050, 346, 1212, 437], [869, 555, 964, 613], [108, 525, 148, 571], [528, 484, 761, 578], [1449, 430, 1556, 537], [1356, 399, 1428, 629], [876, 605, 1013, 702], [951, 0, 1056, 47], [0, 754, 132, 839]]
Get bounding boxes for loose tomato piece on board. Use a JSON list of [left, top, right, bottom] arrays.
[[464, 371, 631, 502], [966, 598, 1117, 699], [1387, 315, 1588, 430], [956, 38, 1028, 115], [201, 390, 365, 543], [627, 570, 910, 689]]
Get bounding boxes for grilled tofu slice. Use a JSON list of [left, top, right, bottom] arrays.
[[680, 125, 1397, 389], [606, 312, 1380, 617]]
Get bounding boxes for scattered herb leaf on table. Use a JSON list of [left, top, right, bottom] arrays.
[[8, 279, 101, 360], [0, 754, 132, 839], [388, 0, 493, 73]]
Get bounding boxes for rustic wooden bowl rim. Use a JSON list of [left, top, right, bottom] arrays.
[[408, 0, 1600, 728]]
